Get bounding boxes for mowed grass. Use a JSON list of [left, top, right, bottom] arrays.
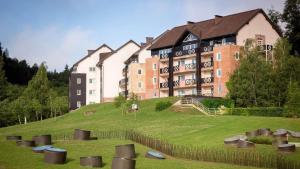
[[0, 139, 261, 169], [0, 97, 299, 168]]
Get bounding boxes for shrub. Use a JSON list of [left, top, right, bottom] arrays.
[[155, 101, 172, 111], [225, 107, 284, 117], [201, 98, 233, 108], [284, 82, 300, 118], [248, 136, 272, 145], [114, 94, 126, 108]]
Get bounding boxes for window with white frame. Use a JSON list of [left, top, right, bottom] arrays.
[[216, 69, 222, 77], [183, 43, 198, 50], [89, 90, 96, 95], [178, 90, 185, 96], [178, 75, 185, 81], [77, 78, 81, 84], [153, 64, 157, 70], [138, 82, 142, 88], [222, 38, 226, 44], [153, 77, 157, 84], [192, 73, 196, 79], [77, 101, 81, 108], [192, 58, 196, 64], [77, 90, 81, 95], [178, 60, 185, 66], [138, 69, 142, 75], [158, 48, 172, 55], [192, 88, 197, 95], [218, 84, 222, 94], [89, 67, 96, 72], [234, 51, 240, 60], [183, 33, 198, 42], [209, 40, 214, 46], [89, 78, 95, 84], [216, 52, 222, 61]]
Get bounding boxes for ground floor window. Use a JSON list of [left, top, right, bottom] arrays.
[[178, 90, 185, 96], [77, 101, 81, 108]]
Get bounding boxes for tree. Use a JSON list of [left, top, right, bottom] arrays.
[[282, 0, 300, 56], [23, 63, 50, 119], [0, 50, 7, 100], [268, 7, 283, 34], [227, 40, 275, 107], [284, 81, 300, 117]]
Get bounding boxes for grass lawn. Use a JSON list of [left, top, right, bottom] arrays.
[[0, 139, 262, 169], [0, 97, 299, 168]]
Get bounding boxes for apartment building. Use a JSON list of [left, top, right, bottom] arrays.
[[69, 40, 140, 110], [148, 8, 281, 98], [120, 37, 161, 100], [70, 8, 281, 109]]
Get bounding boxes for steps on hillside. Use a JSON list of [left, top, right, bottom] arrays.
[[173, 97, 216, 116]]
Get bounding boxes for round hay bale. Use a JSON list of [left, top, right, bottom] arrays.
[[259, 128, 273, 136], [16, 140, 35, 147], [224, 135, 247, 145], [237, 140, 255, 148], [245, 130, 259, 137], [112, 157, 135, 169], [44, 148, 67, 164], [74, 129, 91, 140], [32, 135, 52, 145], [278, 144, 296, 152], [6, 136, 22, 141], [115, 144, 136, 159], [80, 156, 102, 168]]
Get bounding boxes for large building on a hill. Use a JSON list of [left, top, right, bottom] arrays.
[[69, 8, 281, 110]]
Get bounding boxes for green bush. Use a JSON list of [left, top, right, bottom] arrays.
[[284, 82, 300, 118], [248, 136, 272, 145], [225, 107, 284, 117], [201, 98, 233, 108], [155, 101, 172, 111]]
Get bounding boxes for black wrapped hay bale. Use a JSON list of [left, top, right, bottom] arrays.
[[278, 144, 296, 152], [111, 157, 135, 169], [237, 140, 255, 148], [224, 135, 247, 145], [44, 148, 67, 164], [115, 144, 136, 159], [6, 135, 22, 141], [32, 135, 52, 145], [245, 130, 259, 137], [74, 129, 91, 140], [16, 140, 35, 147], [80, 156, 102, 168]]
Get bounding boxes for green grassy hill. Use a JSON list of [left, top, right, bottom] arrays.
[[0, 97, 299, 169]]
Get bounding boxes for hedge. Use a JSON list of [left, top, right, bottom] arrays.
[[155, 101, 172, 111], [225, 107, 284, 117], [201, 98, 233, 108]]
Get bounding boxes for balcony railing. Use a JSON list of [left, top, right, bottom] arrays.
[[201, 61, 213, 68], [160, 67, 169, 74], [201, 46, 214, 53], [185, 63, 196, 70], [174, 49, 197, 58], [201, 77, 214, 84], [185, 79, 196, 86], [160, 80, 180, 88], [159, 53, 171, 59]]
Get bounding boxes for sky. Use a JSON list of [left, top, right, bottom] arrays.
[[0, 0, 285, 71]]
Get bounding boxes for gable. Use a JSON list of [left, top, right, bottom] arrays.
[[183, 33, 199, 42]]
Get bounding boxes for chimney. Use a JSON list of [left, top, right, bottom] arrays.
[[87, 50, 94, 55], [146, 37, 154, 44], [187, 21, 195, 25], [214, 15, 223, 24]]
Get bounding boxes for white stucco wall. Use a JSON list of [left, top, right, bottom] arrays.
[[138, 47, 152, 63], [236, 13, 280, 46], [102, 42, 140, 100], [75, 46, 112, 104]]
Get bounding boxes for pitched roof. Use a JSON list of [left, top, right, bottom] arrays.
[[73, 44, 113, 67], [97, 40, 140, 66], [149, 9, 281, 50]]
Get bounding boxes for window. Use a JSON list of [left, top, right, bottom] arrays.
[[138, 82, 142, 88], [89, 78, 95, 84], [218, 84, 222, 94], [216, 69, 222, 77], [178, 90, 185, 96], [89, 90, 95, 95], [89, 67, 96, 72], [183, 43, 198, 50], [192, 58, 196, 64], [154, 92, 157, 97], [192, 73, 196, 79], [209, 40, 214, 46], [222, 38, 226, 44], [192, 88, 197, 95], [234, 52, 240, 60], [183, 33, 198, 42], [178, 75, 185, 81], [138, 69, 142, 74], [158, 48, 172, 55], [178, 60, 185, 66], [77, 90, 81, 95], [216, 52, 222, 61], [153, 77, 157, 84], [77, 101, 81, 108], [77, 78, 81, 84], [153, 64, 157, 70]]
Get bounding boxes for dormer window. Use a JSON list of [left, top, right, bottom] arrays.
[[222, 38, 226, 44], [158, 48, 172, 55], [209, 40, 214, 46], [183, 33, 198, 42]]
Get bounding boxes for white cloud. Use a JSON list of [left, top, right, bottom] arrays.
[[7, 26, 98, 71]]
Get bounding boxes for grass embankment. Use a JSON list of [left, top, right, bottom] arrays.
[[0, 97, 299, 168]]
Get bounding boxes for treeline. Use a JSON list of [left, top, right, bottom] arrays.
[[0, 43, 70, 127], [227, 38, 300, 117]]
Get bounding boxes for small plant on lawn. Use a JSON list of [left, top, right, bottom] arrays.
[[155, 101, 172, 111]]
